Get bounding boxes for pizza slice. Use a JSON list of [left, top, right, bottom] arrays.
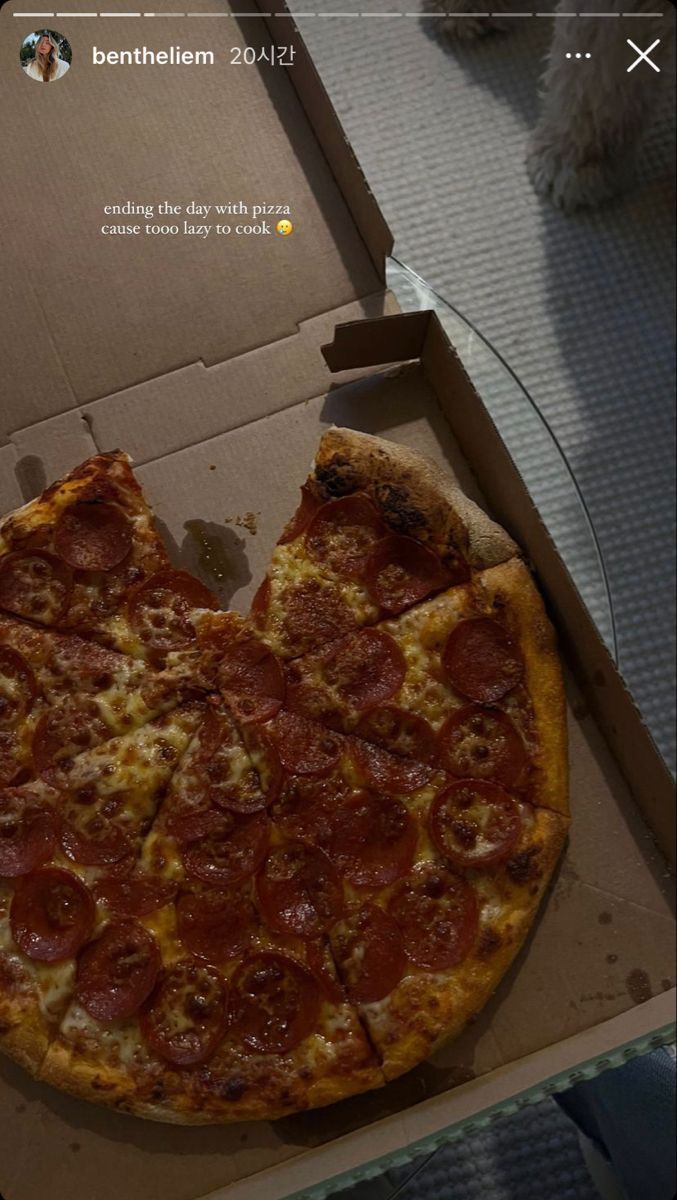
[[250, 428, 517, 658], [282, 558, 568, 816], [240, 711, 569, 1085], [0, 611, 204, 790], [0, 451, 220, 661], [329, 792, 569, 1081], [38, 704, 383, 1122], [0, 704, 204, 1076]]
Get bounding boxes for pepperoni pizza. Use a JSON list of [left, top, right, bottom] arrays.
[[0, 434, 568, 1121]]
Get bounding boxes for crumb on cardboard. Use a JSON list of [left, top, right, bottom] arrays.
[[223, 511, 259, 535]]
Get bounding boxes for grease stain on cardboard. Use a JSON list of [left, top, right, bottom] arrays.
[[626, 968, 652, 1005], [182, 519, 252, 604]]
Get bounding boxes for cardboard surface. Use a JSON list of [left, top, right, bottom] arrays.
[[0, 3, 674, 1199], [0, 0, 384, 426]]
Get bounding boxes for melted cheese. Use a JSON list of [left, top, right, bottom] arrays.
[[59, 1002, 147, 1066], [379, 590, 472, 730], [36, 960, 76, 1020], [98, 612, 143, 660], [263, 541, 379, 657], [0, 891, 76, 1022], [90, 679, 159, 733], [63, 710, 199, 805]]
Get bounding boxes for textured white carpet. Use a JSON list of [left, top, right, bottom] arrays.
[[291, 2, 676, 772]]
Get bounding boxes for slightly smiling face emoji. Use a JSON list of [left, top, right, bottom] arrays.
[[276, 219, 293, 236]]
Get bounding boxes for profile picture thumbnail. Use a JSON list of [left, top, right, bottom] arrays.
[[20, 29, 72, 83]]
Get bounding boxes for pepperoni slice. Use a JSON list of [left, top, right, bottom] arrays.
[[218, 637, 285, 724], [231, 952, 321, 1054], [430, 780, 522, 868], [76, 920, 160, 1022], [268, 711, 341, 779], [355, 706, 438, 763], [305, 938, 345, 1004], [0, 551, 72, 626], [388, 863, 478, 971], [269, 777, 344, 845], [140, 959, 229, 1067], [305, 494, 386, 578], [326, 793, 417, 888], [177, 888, 258, 964], [190, 710, 276, 817], [165, 808, 216, 843], [332, 904, 406, 1004], [321, 630, 405, 711], [54, 502, 132, 572], [437, 705, 528, 789], [278, 482, 323, 546], [0, 731, 23, 790], [128, 569, 219, 651], [32, 700, 109, 785], [60, 815, 132, 867], [350, 740, 434, 795], [10, 867, 95, 962], [0, 648, 38, 730], [365, 535, 450, 615], [93, 876, 176, 917], [257, 842, 344, 939], [284, 666, 343, 730], [0, 791, 57, 877], [281, 579, 356, 656], [180, 810, 269, 886], [442, 618, 524, 703], [99, 854, 136, 882]]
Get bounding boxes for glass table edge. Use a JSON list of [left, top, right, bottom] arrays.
[[386, 256, 619, 664]]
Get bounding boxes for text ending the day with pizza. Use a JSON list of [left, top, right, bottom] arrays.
[[100, 200, 294, 239]]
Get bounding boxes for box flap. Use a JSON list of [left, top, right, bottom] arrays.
[[0, 0, 391, 437]]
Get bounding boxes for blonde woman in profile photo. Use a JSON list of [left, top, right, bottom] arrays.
[[24, 32, 70, 82]]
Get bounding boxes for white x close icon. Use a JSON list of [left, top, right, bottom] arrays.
[[627, 38, 661, 73]]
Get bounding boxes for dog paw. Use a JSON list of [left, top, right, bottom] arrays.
[[526, 131, 622, 213]]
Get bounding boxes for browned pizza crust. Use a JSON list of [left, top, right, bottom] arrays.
[[0, 451, 156, 552], [475, 559, 569, 817], [313, 428, 517, 571], [365, 808, 569, 1080], [40, 1016, 385, 1124], [0, 953, 52, 1076], [0, 1011, 50, 1078]]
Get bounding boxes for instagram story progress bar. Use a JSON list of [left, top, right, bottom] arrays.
[[12, 9, 668, 18]]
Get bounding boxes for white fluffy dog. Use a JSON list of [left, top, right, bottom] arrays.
[[429, 0, 673, 211]]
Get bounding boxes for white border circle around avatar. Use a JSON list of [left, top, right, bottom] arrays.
[[21, 29, 72, 83]]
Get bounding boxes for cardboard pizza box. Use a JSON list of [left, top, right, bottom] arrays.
[[0, 3, 674, 1199]]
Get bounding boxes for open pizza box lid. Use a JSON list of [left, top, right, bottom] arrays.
[[0, 4, 674, 1200]]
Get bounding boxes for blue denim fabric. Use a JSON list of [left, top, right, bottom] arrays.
[[555, 1048, 676, 1200]]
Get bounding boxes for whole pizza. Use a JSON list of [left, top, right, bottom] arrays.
[[0, 429, 568, 1123]]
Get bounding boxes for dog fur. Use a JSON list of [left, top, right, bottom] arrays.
[[428, 0, 673, 211]]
